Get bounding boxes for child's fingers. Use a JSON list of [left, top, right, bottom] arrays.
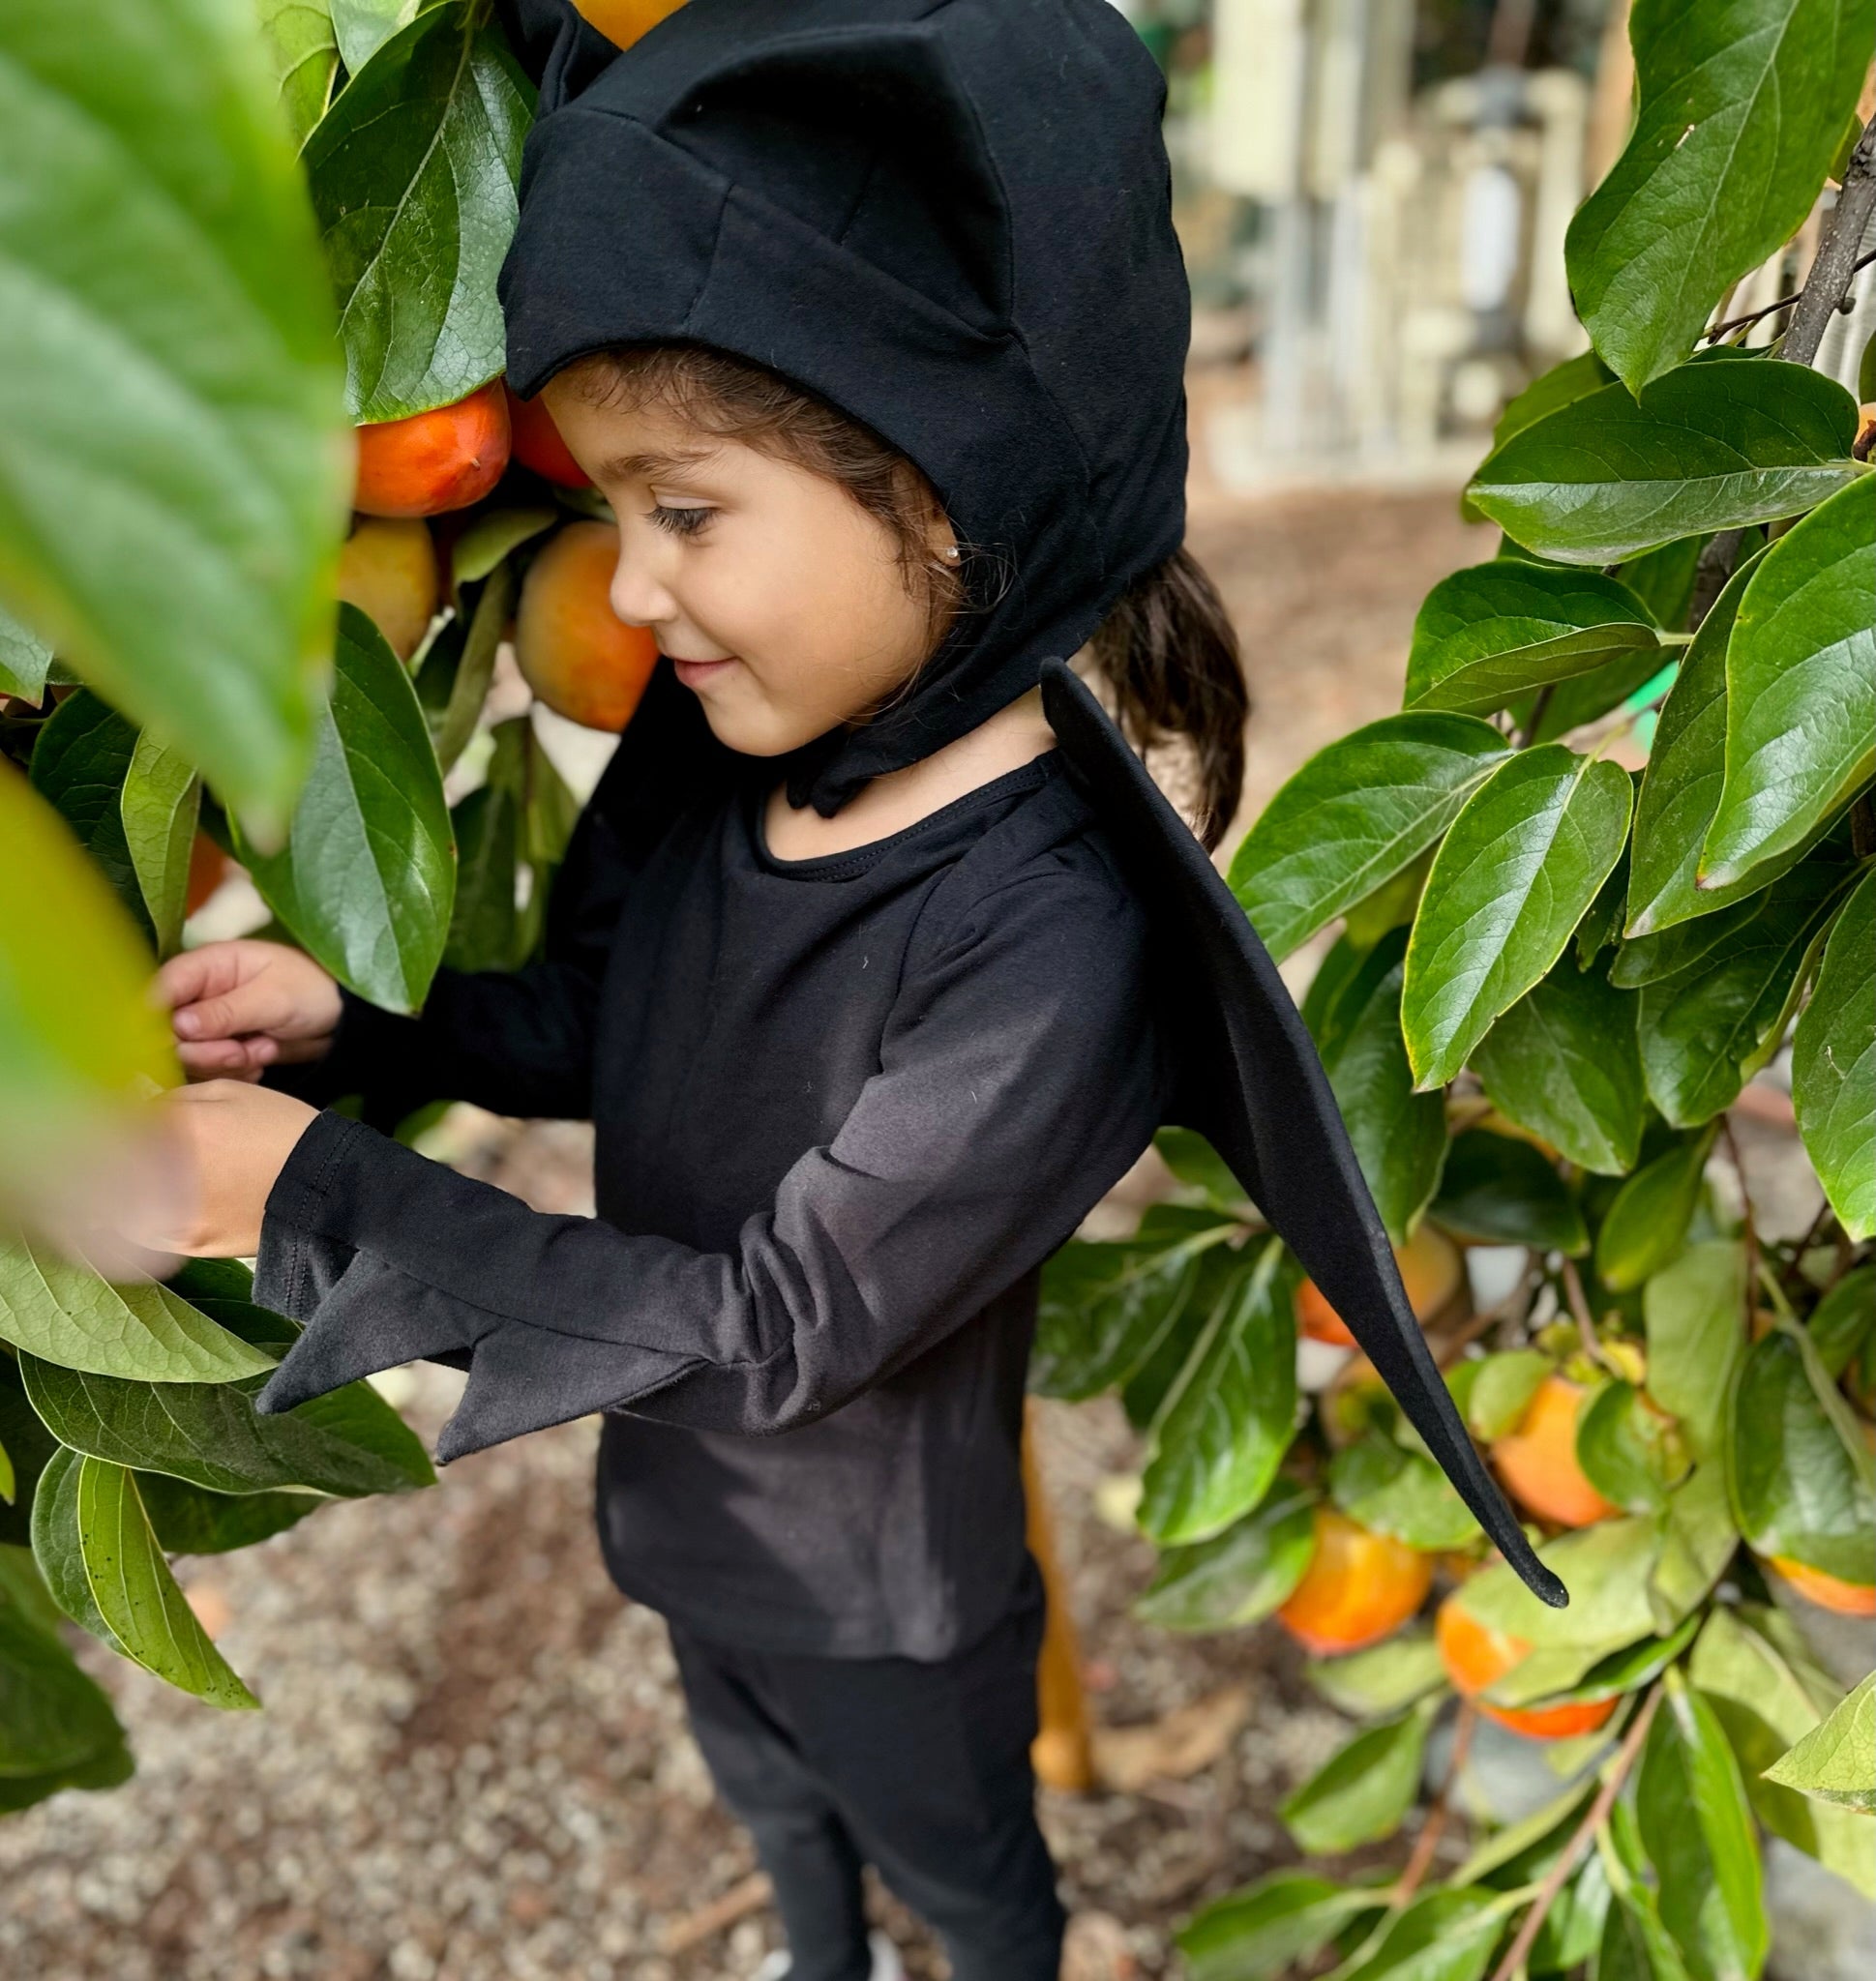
[[177, 1036, 270, 1079], [155, 943, 245, 1015], [170, 975, 300, 1044]]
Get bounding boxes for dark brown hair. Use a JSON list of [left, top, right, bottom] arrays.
[[558, 344, 1248, 846]]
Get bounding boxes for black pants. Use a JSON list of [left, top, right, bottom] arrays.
[[668, 1593, 1065, 1981]]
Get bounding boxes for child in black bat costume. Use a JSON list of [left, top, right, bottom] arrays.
[[150, 4, 1561, 1975]]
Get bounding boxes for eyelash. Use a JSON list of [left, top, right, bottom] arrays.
[[647, 504, 713, 538]]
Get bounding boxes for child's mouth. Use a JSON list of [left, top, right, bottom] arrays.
[[670, 655, 736, 689]]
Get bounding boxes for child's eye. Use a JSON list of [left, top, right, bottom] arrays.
[[648, 503, 713, 538]]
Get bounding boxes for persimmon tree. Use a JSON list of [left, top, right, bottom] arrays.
[[0, 0, 669, 1809], [1031, 5, 1876, 1973]]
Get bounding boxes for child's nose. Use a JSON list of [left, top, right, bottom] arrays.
[[609, 552, 674, 631]]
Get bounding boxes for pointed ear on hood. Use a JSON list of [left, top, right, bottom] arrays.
[[492, 0, 621, 111], [666, 27, 1014, 334]]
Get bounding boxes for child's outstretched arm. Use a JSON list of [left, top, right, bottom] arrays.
[[245, 865, 1162, 1464]]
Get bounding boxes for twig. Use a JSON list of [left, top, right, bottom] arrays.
[[1683, 117, 1876, 625], [1720, 1114, 1760, 1304], [1779, 1198, 1838, 1293], [1560, 1257, 1616, 1374], [1515, 683, 1556, 750], [1487, 1684, 1665, 1981], [1784, 121, 1876, 366], [1700, 246, 1876, 342], [1395, 1703, 1477, 1909], [658, 1872, 774, 1954]]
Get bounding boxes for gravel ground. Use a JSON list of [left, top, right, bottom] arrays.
[[2, 486, 1505, 1978]]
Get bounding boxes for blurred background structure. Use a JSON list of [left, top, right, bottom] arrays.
[[4, 5, 1873, 1979], [1132, 0, 1874, 488]]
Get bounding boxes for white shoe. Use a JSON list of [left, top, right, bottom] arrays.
[[751, 1930, 905, 1981]]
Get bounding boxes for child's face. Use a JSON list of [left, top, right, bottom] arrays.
[[540, 383, 945, 757]]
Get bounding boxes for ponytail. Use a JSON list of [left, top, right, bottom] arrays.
[[1091, 547, 1249, 851]]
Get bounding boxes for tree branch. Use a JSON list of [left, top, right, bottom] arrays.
[[1487, 1684, 1664, 1981], [1784, 120, 1876, 367], [1702, 246, 1876, 343], [1394, 1703, 1477, 1909], [1684, 117, 1875, 626]]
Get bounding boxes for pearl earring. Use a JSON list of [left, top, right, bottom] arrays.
[[942, 545, 961, 563]]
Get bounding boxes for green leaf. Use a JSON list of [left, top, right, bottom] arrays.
[[1494, 350, 1614, 447], [1227, 714, 1511, 961], [1329, 1435, 1480, 1551], [1339, 1888, 1507, 1981], [0, 1573, 127, 1781], [1029, 1208, 1229, 1401], [0, 0, 348, 825], [1137, 1239, 1297, 1546], [1792, 867, 1875, 1239], [1706, 475, 1876, 887], [1431, 1130, 1588, 1255], [29, 1447, 122, 1651], [1595, 1128, 1716, 1291], [1564, 0, 1873, 392], [305, 2, 533, 420], [134, 1470, 321, 1555], [1807, 1264, 1875, 1380], [1648, 1464, 1741, 1633], [1762, 1670, 1876, 1816], [1305, 1627, 1448, 1720], [15, 1347, 429, 1499], [1638, 855, 1852, 1126], [1598, 1886, 1694, 1981], [1578, 845, 1634, 966], [28, 688, 152, 941], [1623, 554, 1803, 939], [431, 557, 515, 773], [1461, 1517, 1665, 1648], [1525, 649, 1680, 746], [1279, 1696, 1440, 1854], [1729, 1329, 1875, 1584], [1403, 746, 1633, 1088], [0, 1238, 274, 1383], [237, 605, 454, 1013], [1473, 960, 1645, 1173], [1155, 1128, 1251, 1213], [74, 1455, 257, 1707], [1637, 1671, 1768, 1981], [329, 0, 436, 73], [0, 601, 54, 702], [1467, 1348, 1553, 1441], [1692, 1609, 1876, 1890], [1176, 1872, 1385, 1981], [1320, 937, 1447, 1245], [1405, 563, 1661, 715], [1644, 1242, 1745, 1459], [449, 504, 555, 591], [1619, 535, 1710, 635], [442, 781, 521, 973], [1578, 1381, 1689, 1515], [120, 732, 201, 962], [1342, 845, 1434, 952], [255, 0, 340, 145], [1134, 1478, 1316, 1633], [1465, 361, 1860, 565]]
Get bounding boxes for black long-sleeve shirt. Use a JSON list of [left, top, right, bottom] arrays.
[[254, 743, 1165, 1658]]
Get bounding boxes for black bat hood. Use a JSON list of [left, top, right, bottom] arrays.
[[495, 0, 1564, 1607]]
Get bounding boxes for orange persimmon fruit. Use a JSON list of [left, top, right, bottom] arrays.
[[505, 384, 591, 488], [1767, 1557, 1876, 1617], [354, 381, 511, 518], [1296, 1224, 1463, 1346], [1276, 1507, 1434, 1655], [337, 517, 442, 662], [515, 521, 660, 732], [1491, 1375, 1618, 1530], [1436, 1595, 1618, 1741]]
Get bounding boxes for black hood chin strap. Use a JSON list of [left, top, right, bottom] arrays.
[[1041, 662, 1567, 1610]]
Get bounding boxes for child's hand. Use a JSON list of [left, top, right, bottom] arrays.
[[133, 1081, 320, 1257], [158, 940, 342, 1081]]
